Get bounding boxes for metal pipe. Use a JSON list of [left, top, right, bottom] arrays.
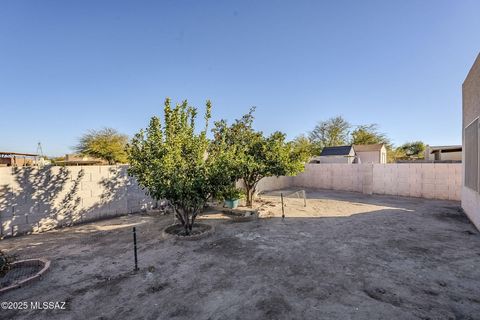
[[133, 227, 139, 271], [281, 193, 285, 219]]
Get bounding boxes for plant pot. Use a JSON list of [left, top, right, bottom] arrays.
[[224, 199, 240, 209]]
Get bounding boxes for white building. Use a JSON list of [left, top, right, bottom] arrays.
[[311, 145, 356, 164], [424, 145, 462, 161], [353, 144, 387, 164], [310, 144, 387, 164]]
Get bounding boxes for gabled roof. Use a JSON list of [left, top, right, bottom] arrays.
[[320, 145, 354, 156], [353, 144, 385, 152]]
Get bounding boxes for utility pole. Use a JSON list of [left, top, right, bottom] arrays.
[[36, 142, 45, 167]]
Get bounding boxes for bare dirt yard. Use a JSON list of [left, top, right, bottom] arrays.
[[1, 189, 480, 320]]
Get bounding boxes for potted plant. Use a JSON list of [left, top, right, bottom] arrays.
[[222, 186, 244, 209]]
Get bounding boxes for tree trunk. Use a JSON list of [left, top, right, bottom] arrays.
[[245, 186, 255, 208], [175, 207, 191, 236], [183, 210, 190, 236], [175, 206, 200, 236]]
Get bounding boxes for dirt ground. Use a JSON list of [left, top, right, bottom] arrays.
[[1, 189, 480, 320]]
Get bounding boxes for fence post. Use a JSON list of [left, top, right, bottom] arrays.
[[133, 227, 139, 271], [281, 193, 285, 219]]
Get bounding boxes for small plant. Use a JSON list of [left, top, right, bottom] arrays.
[[0, 250, 15, 277], [221, 186, 245, 200], [222, 186, 245, 200]]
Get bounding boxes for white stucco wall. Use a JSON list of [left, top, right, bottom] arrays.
[[356, 151, 379, 164], [462, 53, 480, 230]]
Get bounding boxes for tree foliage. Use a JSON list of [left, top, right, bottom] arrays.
[[75, 128, 128, 164], [309, 116, 351, 153], [306, 116, 432, 163], [212, 108, 310, 207], [350, 124, 391, 148], [292, 135, 317, 157], [395, 141, 426, 160], [127, 99, 234, 235], [307, 116, 395, 161]]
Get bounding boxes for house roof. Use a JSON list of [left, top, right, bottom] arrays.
[[320, 145, 354, 156], [427, 145, 462, 154], [0, 151, 38, 157], [353, 144, 385, 152]]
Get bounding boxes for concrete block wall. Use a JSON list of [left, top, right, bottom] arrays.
[[257, 163, 461, 201], [0, 165, 154, 238], [370, 163, 461, 200], [293, 164, 365, 192], [0, 163, 462, 238], [255, 176, 293, 193]]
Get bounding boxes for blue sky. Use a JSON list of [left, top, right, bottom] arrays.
[[0, 0, 479, 156]]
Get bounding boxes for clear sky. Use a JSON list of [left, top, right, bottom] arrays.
[[0, 0, 479, 156]]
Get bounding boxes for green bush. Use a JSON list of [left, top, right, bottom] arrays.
[[221, 186, 245, 200]]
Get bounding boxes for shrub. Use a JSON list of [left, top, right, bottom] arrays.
[[221, 186, 245, 201]]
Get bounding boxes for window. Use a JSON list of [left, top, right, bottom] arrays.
[[465, 118, 479, 191]]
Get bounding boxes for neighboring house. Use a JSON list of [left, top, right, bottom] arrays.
[[424, 145, 462, 162], [462, 53, 480, 230], [0, 151, 38, 167], [353, 144, 387, 164], [310, 145, 356, 164], [55, 154, 106, 166], [310, 144, 387, 164]]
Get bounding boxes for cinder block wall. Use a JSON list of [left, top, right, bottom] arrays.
[[0, 165, 154, 238], [0, 163, 463, 238], [258, 163, 461, 201], [293, 164, 365, 192], [255, 176, 293, 192]]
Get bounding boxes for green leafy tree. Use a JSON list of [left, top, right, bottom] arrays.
[[350, 124, 391, 147], [292, 135, 317, 157], [309, 116, 351, 154], [350, 124, 393, 161], [75, 128, 128, 164], [212, 108, 310, 207], [127, 99, 233, 235], [396, 141, 426, 160], [389, 147, 406, 162]]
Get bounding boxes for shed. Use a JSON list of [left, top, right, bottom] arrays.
[[310, 146, 356, 164], [353, 144, 387, 164]]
